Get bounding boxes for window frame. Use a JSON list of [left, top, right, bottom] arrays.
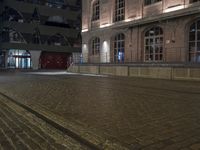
[[91, 37, 100, 56], [113, 33, 125, 63], [114, 0, 125, 22], [92, 0, 100, 21], [144, 26, 164, 62]]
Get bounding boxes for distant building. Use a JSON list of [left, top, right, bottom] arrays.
[[82, 0, 200, 64], [0, 0, 81, 69]]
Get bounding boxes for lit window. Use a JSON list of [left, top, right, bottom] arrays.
[[144, 0, 162, 6], [189, 20, 200, 62], [92, 0, 100, 21], [144, 26, 163, 62], [114, 0, 125, 22], [114, 33, 125, 63], [91, 37, 100, 55]]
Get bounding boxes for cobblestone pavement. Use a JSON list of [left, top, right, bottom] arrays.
[[0, 71, 200, 149], [0, 92, 91, 150]]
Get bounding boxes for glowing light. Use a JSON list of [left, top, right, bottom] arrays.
[[102, 41, 109, 63], [82, 44, 87, 51], [100, 23, 111, 28], [82, 29, 88, 32], [102, 41, 109, 52], [164, 5, 184, 13], [125, 16, 142, 22]]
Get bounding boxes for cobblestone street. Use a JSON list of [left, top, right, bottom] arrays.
[[0, 91, 91, 150], [0, 71, 200, 150]]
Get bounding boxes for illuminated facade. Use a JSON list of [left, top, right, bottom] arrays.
[[82, 0, 200, 63], [0, 0, 81, 69]]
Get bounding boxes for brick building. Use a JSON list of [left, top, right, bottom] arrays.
[[81, 0, 200, 64], [0, 0, 81, 69]]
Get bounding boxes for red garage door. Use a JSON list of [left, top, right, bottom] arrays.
[[40, 52, 71, 69]]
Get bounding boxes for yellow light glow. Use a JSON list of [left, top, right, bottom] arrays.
[[82, 29, 88, 32], [125, 16, 142, 22], [164, 5, 184, 13], [100, 23, 111, 28]]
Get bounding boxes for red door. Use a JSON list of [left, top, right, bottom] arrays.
[[40, 52, 70, 69]]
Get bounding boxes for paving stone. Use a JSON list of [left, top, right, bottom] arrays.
[[0, 96, 90, 150], [1, 72, 200, 149], [190, 143, 200, 150]]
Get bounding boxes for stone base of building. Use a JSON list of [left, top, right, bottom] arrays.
[[68, 64, 200, 81]]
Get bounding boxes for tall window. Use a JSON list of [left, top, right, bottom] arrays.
[[144, 0, 162, 6], [114, 0, 125, 22], [189, 20, 200, 62], [92, 0, 100, 21], [144, 26, 163, 62], [91, 37, 100, 55], [114, 33, 125, 63]]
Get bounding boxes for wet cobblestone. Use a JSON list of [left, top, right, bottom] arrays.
[[0, 71, 200, 149]]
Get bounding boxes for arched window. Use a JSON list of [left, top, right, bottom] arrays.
[[91, 37, 100, 55], [114, 0, 125, 22], [144, 26, 163, 62], [114, 33, 125, 63], [92, 0, 100, 21], [189, 20, 200, 62]]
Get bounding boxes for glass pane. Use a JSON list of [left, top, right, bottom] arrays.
[[155, 46, 159, 53], [197, 31, 200, 41], [189, 32, 196, 41], [189, 42, 195, 51], [197, 21, 200, 30], [190, 23, 196, 32], [197, 42, 200, 51]]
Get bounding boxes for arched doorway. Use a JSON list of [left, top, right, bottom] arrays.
[[7, 49, 32, 69]]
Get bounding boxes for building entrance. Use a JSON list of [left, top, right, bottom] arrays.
[[7, 49, 32, 69]]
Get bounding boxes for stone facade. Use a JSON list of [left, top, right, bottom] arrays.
[[82, 0, 200, 64]]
